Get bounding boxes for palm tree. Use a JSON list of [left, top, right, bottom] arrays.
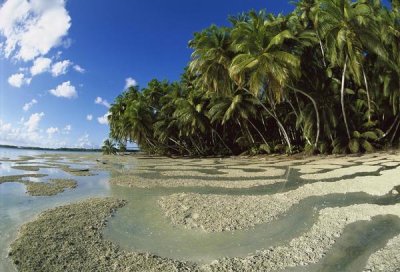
[[228, 11, 301, 151], [105, 0, 398, 156], [117, 141, 127, 153], [375, 3, 400, 143], [102, 139, 117, 155], [209, 90, 269, 146], [125, 99, 155, 149], [189, 25, 235, 95], [316, 0, 385, 139]]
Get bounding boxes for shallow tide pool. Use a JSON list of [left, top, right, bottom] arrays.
[[0, 148, 110, 272]]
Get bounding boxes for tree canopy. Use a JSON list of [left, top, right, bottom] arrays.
[[108, 0, 400, 156]]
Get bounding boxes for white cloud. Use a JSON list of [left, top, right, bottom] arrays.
[[76, 133, 93, 148], [0, 117, 67, 148], [24, 112, 44, 132], [0, 118, 40, 147], [8, 73, 31, 88], [30, 57, 52, 76], [46, 126, 59, 137], [73, 64, 85, 73], [62, 124, 71, 134], [86, 114, 93, 121], [0, 0, 71, 61], [51, 59, 71, 76], [0, 120, 12, 133], [125, 77, 137, 89], [94, 97, 110, 108], [22, 98, 38, 111], [97, 112, 110, 125], [49, 81, 77, 98]]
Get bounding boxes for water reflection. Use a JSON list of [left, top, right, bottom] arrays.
[[0, 148, 109, 272]]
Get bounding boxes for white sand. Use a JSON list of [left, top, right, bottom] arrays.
[[364, 234, 400, 272], [202, 204, 400, 271], [159, 166, 400, 232]]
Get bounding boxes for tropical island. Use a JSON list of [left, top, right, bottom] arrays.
[[105, 0, 400, 157], [1, 1, 400, 272]]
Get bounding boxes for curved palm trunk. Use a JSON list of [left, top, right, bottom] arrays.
[[286, 98, 312, 146], [383, 115, 400, 138], [391, 119, 400, 144], [287, 85, 320, 148], [189, 136, 202, 155], [168, 137, 192, 155], [317, 32, 327, 68], [260, 115, 269, 134], [145, 138, 156, 148], [341, 57, 351, 140], [236, 120, 252, 145], [248, 119, 269, 146], [362, 67, 372, 122], [245, 124, 255, 144], [211, 128, 233, 154], [241, 88, 292, 152]]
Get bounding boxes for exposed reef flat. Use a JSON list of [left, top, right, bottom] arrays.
[[24, 179, 77, 196], [158, 166, 400, 232], [0, 174, 76, 196], [364, 234, 400, 272], [200, 204, 400, 272], [9, 199, 400, 272], [160, 168, 286, 178], [4, 151, 400, 272], [111, 175, 287, 189], [0, 174, 48, 183], [9, 198, 197, 272]]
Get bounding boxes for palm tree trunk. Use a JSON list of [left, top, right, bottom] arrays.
[[245, 124, 255, 144], [317, 32, 327, 67], [287, 85, 320, 148], [260, 115, 268, 134], [241, 87, 292, 152], [362, 67, 372, 122], [145, 138, 156, 148], [236, 120, 251, 145], [211, 128, 233, 154], [248, 119, 269, 146], [189, 136, 202, 155], [341, 56, 351, 140], [390, 119, 400, 144], [168, 137, 191, 154], [380, 115, 399, 139], [286, 97, 312, 146]]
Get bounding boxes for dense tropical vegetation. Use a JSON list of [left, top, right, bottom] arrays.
[[107, 0, 400, 156]]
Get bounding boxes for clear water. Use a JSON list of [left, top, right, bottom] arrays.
[[1, 147, 400, 271], [103, 188, 399, 264], [0, 148, 109, 272]]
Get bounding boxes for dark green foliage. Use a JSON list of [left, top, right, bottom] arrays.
[[108, 0, 400, 156], [102, 139, 117, 155]]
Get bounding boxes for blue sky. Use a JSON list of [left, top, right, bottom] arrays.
[[0, 0, 388, 148]]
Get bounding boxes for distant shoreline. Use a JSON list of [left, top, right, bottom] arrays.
[[0, 144, 103, 153]]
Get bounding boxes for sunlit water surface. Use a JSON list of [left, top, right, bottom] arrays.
[[0, 148, 110, 272]]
